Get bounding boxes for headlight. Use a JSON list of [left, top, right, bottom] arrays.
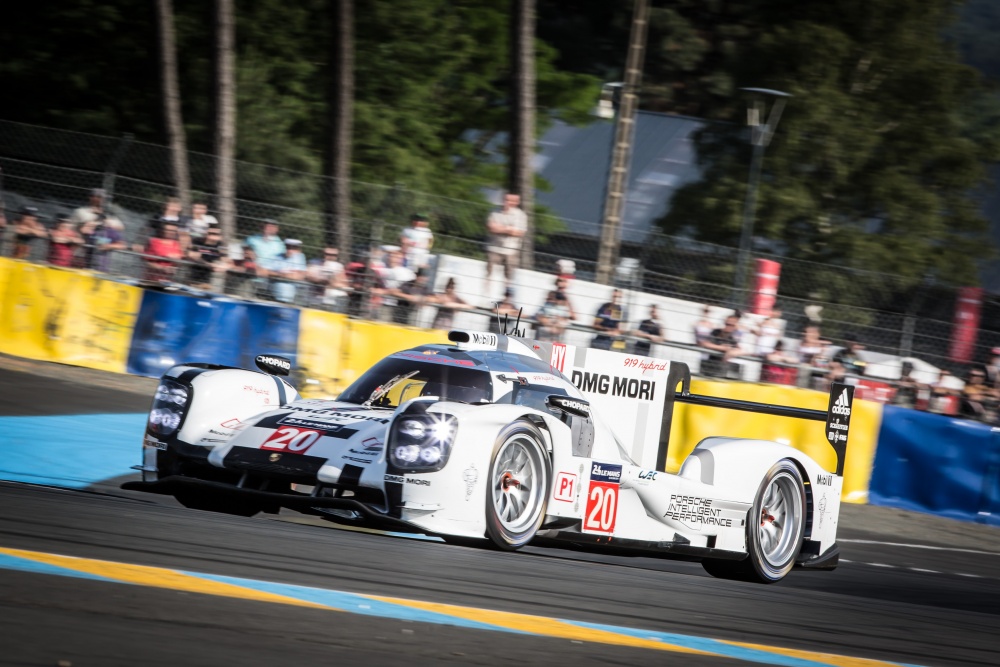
[[148, 379, 190, 437], [388, 413, 457, 473]]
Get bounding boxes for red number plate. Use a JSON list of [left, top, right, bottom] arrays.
[[261, 427, 321, 454]]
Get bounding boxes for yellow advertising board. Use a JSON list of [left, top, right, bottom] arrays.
[[666, 379, 881, 503], [0, 261, 141, 373], [340, 320, 446, 390], [296, 309, 348, 398], [296, 312, 446, 398]]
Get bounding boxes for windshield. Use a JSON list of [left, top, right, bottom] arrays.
[[338, 356, 492, 408]]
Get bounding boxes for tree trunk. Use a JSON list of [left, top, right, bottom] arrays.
[[156, 0, 190, 214], [214, 0, 237, 244], [509, 0, 536, 271], [326, 0, 354, 258]]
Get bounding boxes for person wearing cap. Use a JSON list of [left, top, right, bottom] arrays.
[[246, 219, 286, 277], [400, 213, 434, 270], [47, 214, 84, 267], [271, 238, 307, 303], [13, 206, 48, 260]]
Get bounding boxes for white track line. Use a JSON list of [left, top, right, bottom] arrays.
[[839, 539, 1000, 556], [840, 558, 993, 580]]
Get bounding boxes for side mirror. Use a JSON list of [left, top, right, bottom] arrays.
[[255, 354, 291, 376], [546, 395, 591, 419]]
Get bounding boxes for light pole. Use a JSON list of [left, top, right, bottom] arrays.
[[595, 0, 650, 285], [732, 87, 790, 305]]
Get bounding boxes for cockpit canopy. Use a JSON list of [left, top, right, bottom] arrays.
[[338, 355, 492, 408]]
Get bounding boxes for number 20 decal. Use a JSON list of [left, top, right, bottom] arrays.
[[261, 427, 321, 454], [584, 483, 618, 534]]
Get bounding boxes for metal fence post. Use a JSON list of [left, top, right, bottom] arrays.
[[102, 133, 134, 203]]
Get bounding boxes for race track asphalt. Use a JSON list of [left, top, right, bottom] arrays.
[[1, 361, 999, 667]]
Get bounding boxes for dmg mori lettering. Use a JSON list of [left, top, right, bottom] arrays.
[[571, 371, 655, 400]]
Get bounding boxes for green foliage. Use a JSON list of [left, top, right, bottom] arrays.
[[655, 0, 1000, 302], [2, 0, 603, 244]]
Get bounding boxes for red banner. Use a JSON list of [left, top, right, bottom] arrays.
[[750, 259, 781, 316], [949, 287, 983, 363]]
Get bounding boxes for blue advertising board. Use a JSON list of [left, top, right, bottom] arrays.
[[127, 291, 300, 377], [869, 406, 1000, 526]]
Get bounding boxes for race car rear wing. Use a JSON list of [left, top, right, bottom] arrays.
[[657, 363, 854, 476]]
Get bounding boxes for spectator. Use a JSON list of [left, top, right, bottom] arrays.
[[699, 315, 743, 377], [376, 247, 416, 319], [246, 219, 287, 277], [552, 276, 576, 321], [431, 277, 468, 330], [70, 188, 107, 225], [13, 206, 48, 260], [832, 335, 866, 376], [306, 246, 350, 308], [762, 340, 799, 385], [187, 226, 230, 290], [929, 369, 959, 415], [47, 214, 83, 267], [148, 197, 182, 236], [632, 304, 665, 356], [891, 362, 922, 410], [693, 305, 714, 346], [797, 325, 829, 365], [400, 213, 434, 270], [144, 221, 184, 282], [79, 213, 126, 271], [394, 267, 433, 325], [272, 239, 307, 303], [982, 348, 1000, 390], [225, 243, 259, 299], [489, 287, 520, 334], [346, 256, 383, 319], [959, 369, 995, 421], [0, 204, 7, 255], [185, 202, 218, 247], [592, 289, 625, 351], [535, 291, 572, 342], [484, 192, 527, 297], [753, 308, 785, 356]]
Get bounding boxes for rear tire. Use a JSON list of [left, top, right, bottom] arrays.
[[484, 421, 550, 550], [702, 459, 806, 583]]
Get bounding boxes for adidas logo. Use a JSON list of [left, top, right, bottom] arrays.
[[831, 389, 852, 416]]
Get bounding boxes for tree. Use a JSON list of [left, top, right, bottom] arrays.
[[657, 0, 1000, 303], [214, 0, 236, 243], [327, 0, 354, 257], [156, 0, 191, 212], [510, 0, 536, 270]]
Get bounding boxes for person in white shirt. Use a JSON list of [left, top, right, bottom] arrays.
[[185, 202, 219, 246], [485, 192, 527, 295], [307, 246, 350, 308], [400, 213, 434, 269]]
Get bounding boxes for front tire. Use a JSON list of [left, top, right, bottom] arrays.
[[484, 421, 550, 550], [702, 459, 806, 583]]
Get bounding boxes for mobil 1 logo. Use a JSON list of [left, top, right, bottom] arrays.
[[825, 383, 854, 474]]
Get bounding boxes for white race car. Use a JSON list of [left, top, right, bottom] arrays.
[[126, 329, 853, 584]]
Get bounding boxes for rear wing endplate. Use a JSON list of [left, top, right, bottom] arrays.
[[657, 363, 854, 476]]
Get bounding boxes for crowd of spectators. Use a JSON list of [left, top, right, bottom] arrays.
[[5, 189, 1000, 426]]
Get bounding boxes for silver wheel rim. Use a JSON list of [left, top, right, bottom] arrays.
[[491, 434, 544, 534], [757, 472, 802, 567]]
